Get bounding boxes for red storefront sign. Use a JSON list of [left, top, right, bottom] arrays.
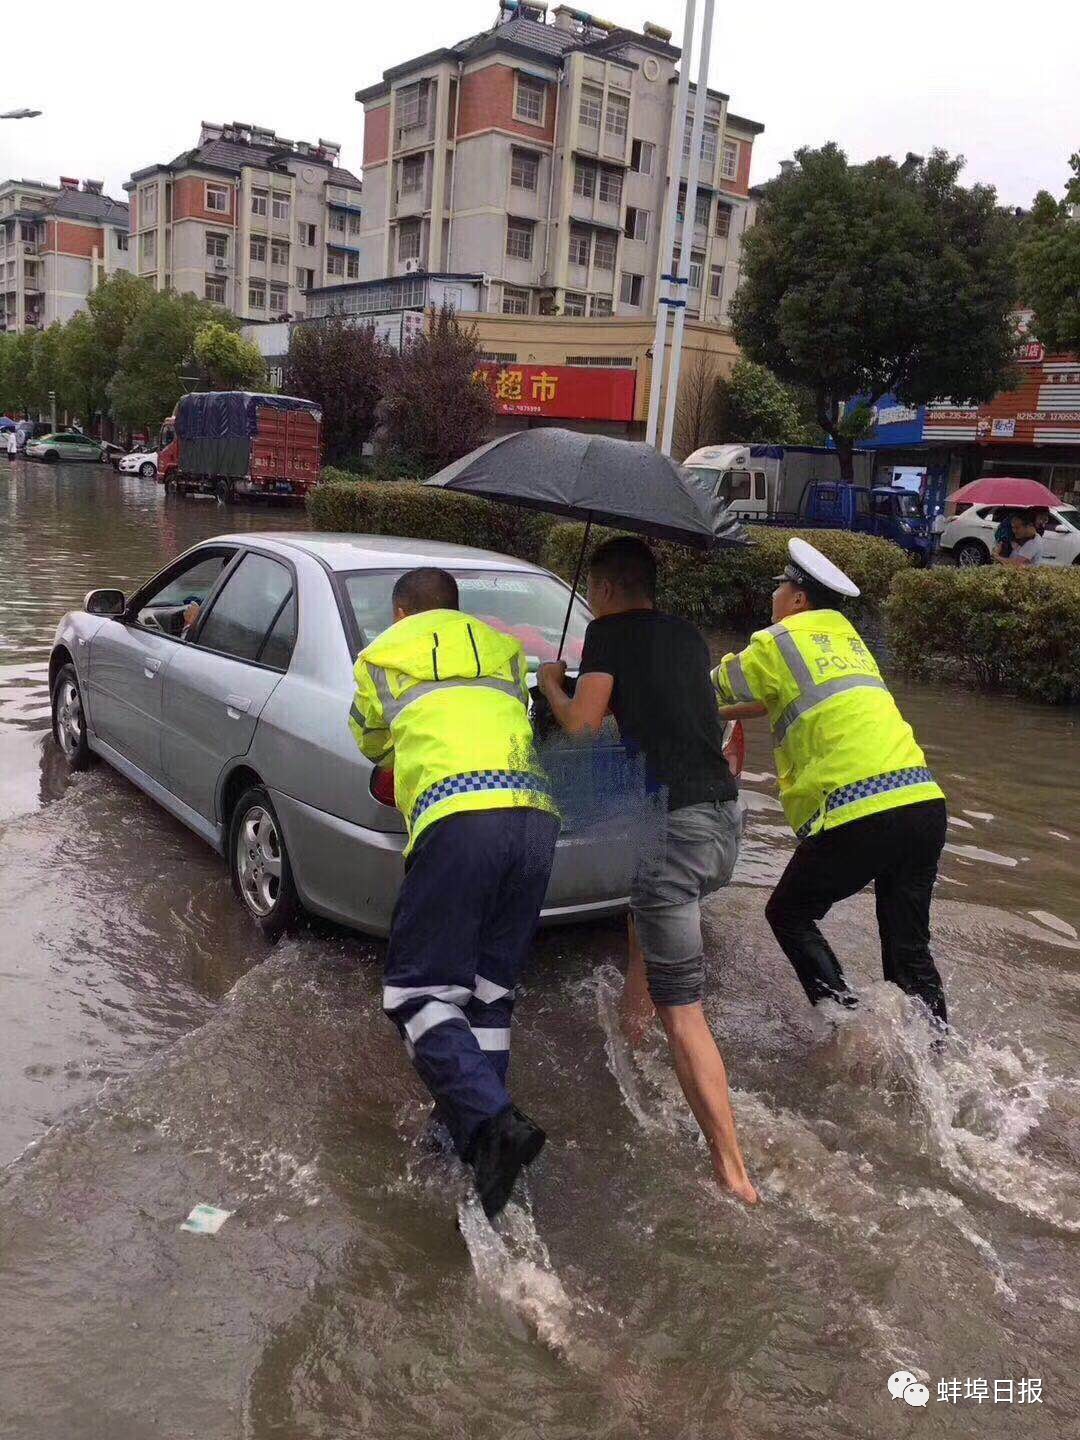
[[922, 352, 1080, 446], [474, 362, 636, 421]]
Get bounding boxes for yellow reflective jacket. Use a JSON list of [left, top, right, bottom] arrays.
[[349, 609, 554, 856], [712, 608, 943, 840]]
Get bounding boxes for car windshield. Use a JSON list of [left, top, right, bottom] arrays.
[[341, 568, 591, 668], [1055, 508, 1080, 531], [896, 493, 925, 518]]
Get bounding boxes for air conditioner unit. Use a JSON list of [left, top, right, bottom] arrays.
[[213, 257, 230, 271], [22, 242, 37, 255], [403, 257, 423, 274]]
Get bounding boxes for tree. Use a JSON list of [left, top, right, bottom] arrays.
[[110, 291, 224, 432], [59, 312, 112, 424], [375, 304, 494, 477], [282, 316, 388, 466], [673, 349, 723, 458], [193, 321, 265, 390], [1018, 153, 1080, 354], [711, 359, 817, 444], [730, 145, 1019, 478]]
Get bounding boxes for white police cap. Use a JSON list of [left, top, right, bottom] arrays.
[[773, 537, 860, 599]]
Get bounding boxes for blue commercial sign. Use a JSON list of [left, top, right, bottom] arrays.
[[833, 395, 928, 448]]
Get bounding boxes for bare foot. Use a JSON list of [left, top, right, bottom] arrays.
[[710, 1144, 760, 1205]]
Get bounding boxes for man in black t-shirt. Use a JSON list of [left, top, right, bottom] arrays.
[[537, 536, 756, 1206]]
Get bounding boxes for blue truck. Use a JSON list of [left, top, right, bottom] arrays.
[[681, 443, 933, 564]]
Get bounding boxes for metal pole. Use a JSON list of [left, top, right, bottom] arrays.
[[660, 0, 717, 457], [49, 389, 57, 431], [645, 0, 697, 449], [558, 515, 592, 660]]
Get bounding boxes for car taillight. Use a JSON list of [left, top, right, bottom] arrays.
[[722, 719, 746, 779], [370, 766, 396, 807]]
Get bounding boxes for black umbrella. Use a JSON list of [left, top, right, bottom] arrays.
[[425, 429, 748, 655]]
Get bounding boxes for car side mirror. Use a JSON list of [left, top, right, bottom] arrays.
[[84, 588, 126, 617]]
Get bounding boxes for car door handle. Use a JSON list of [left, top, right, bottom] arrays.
[[225, 695, 252, 718], [143, 657, 162, 677]]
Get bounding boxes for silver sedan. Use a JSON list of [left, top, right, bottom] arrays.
[[50, 532, 688, 939]]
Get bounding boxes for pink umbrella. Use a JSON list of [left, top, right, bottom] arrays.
[[948, 476, 1061, 508]]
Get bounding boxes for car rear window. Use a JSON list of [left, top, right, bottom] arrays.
[[341, 568, 591, 667]]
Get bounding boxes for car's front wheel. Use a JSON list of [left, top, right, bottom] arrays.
[[228, 786, 300, 940], [51, 662, 93, 770], [42, 450, 59, 464], [955, 539, 989, 567], [139, 461, 156, 478]]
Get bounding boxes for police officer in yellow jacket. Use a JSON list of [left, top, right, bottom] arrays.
[[712, 539, 948, 1026], [349, 567, 559, 1217]]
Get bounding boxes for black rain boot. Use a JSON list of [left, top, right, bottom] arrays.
[[464, 1105, 546, 1220]]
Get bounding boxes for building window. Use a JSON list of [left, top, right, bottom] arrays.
[[116, 232, 129, 251], [701, 124, 719, 166], [397, 80, 428, 131], [248, 281, 266, 310], [573, 160, 596, 199], [296, 266, 315, 289], [568, 226, 591, 268], [398, 219, 421, 260], [604, 94, 629, 141], [709, 265, 724, 299], [624, 206, 649, 242], [579, 84, 603, 129], [401, 155, 424, 195], [593, 233, 616, 271], [502, 286, 530, 315], [619, 271, 643, 306], [139, 184, 158, 224], [205, 275, 226, 304], [630, 139, 654, 175], [510, 148, 539, 192], [269, 283, 289, 315], [514, 76, 546, 126], [206, 183, 229, 214], [598, 170, 622, 205], [505, 217, 534, 261], [327, 251, 345, 276], [139, 231, 155, 263], [300, 222, 316, 246], [721, 139, 740, 181], [19, 221, 40, 244], [695, 192, 711, 228], [348, 214, 361, 235], [347, 254, 359, 279], [252, 189, 268, 217], [563, 291, 587, 316], [688, 251, 705, 290], [590, 295, 613, 317], [268, 366, 283, 388], [329, 211, 345, 234], [565, 354, 634, 367], [250, 236, 267, 262], [478, 350, 519, 363], [271, 239, 289, 265], [206, 232, 228, 259], [715, 203, 732, 237], [272, 192, 290, 222]]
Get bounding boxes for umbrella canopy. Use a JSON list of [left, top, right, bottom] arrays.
[[425, 429, 749, 548], [948, 477, 1061, 509]]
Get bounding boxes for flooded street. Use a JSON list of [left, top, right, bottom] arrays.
[[1, 460, 1078, 1439]]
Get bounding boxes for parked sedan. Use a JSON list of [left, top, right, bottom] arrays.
[[118, 449, 158, 478], [25, 431, 104, 463], [51, 534, 742, 939], [940, 503, 1080, 566]]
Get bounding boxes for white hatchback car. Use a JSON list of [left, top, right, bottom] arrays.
[[118, 450, 158, 478], [939, 503, 1080, 567]]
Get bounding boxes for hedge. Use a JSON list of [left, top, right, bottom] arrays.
[[542, 523, 909, 629], [886, 566, 1080, 704]]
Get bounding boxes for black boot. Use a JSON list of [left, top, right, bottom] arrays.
[[464, 1105, 546, 1220]]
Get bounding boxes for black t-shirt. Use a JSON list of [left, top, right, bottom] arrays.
[[578, 608, 737, 812]]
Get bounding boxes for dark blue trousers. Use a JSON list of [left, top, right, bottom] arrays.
[[383, 807, 559, 1157]]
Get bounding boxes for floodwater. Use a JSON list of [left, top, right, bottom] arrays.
[[1, 460, 1077, 1440]]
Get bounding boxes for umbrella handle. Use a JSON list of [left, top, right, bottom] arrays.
[[558, 515, 592, 662]]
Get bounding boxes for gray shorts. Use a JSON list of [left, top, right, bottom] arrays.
[[630, 799, 742, 1007]]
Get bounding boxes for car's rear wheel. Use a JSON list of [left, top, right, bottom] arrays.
[[43, 450, 59, 464], [215, 478, 234, 504], [139, 461, 156, 478], [51, 663, 93, 771], [955, 539, 989, 567], [229, 786, 299, 940]]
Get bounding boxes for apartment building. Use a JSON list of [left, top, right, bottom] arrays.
[[0, 177, 130, 333], [353, 2, 762, 325], [125, 121, 363, 323]]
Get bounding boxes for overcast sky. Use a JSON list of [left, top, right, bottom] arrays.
[[2, 0, 1075, 210]]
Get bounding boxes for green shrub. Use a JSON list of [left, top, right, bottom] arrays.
[[886, 566, 1080, 704], [542, 523, 908, 628]]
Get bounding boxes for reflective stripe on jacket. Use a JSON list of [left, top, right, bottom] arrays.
[[712, 608, 943, 839], [348, 608, 554, 856]]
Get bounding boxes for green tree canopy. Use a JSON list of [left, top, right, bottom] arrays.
[[730, 144, 1019, 477], [59, 312, 112, 423], [193, 321, 265, 390], [711, 359, 817, 444], [1018, 153, 1080, 354], [110, 291, 227, 432], [283, 316, 390, 466]]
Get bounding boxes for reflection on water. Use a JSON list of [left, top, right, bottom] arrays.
[[1, 461, 1079, 1439]]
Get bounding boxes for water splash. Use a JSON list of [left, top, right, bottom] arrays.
[[594, 964, 663, 1133]]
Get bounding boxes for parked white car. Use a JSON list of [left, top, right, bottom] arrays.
[[939, 504, 1080, 567], [118, 450, 158, 478]]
